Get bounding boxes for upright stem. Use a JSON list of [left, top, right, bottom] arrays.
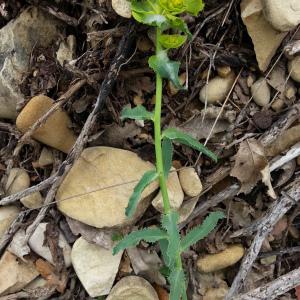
[[154, 28, 171, 215]]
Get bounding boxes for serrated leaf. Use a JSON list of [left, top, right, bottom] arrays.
[[158, 0, 185, 15], [185, 0, 205, 16], [162, 128, 218, 162], [159, 239, 172, 267], [181, 211, 225, 251], [161, 211, 181, 266], [126, 170, 158, 217], [121, 105, 154, 121], [159, 34, 187, 49], [149, 50, 184, 89], [162, 137, 173, 178], [169, 268, 185, 300], [113, 228, 167, 255]]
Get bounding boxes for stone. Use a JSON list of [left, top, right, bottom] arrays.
[[56, 35, 76, 66], [262, 0, 300, 32], [16, 95, 77, 153], [20, 191, 43, 209], [251, 78, 271, 107], [179, 167, 203, 197], [29, 223, 71, 267], [0, 206, 20, 239], [38, 147, 54, 167], [71, 237, 123, 297], [271, 98, 285, 112], [0, 7, 62, 120], [199, 72, 235, 104], [288, 56, 300, 83], [152, 168, 184, 212], [107, 276, 159, 300], [241, 0, 287, 71], [112, 0, 132, 18], [203, 286, 229, 300], [197, 244, 245, 273], [5, 168, 30, 195], [57, 147, 159, 228], [0, 251, 39, 296]]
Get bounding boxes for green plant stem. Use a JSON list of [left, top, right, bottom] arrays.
[[154, 28, 171, 215]]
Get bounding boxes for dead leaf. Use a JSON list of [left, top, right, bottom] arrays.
[[127, 247, 166, 285], [178, 115, 232, 140], [261, 165, 276, 199], [66, 217, 113, 249], [231, 139, 275, 196], [35, 259, 68, 293], [8, 229, 30, 259], [89, 123, 141, 148], [296, 285, 300, 300], [153, 284, 169, 300]]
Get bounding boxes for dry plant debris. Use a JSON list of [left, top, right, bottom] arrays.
[[0, 0, 300, 299]]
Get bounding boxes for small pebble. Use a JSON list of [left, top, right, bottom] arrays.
[[111, 0, 132, 18], [251, 78, 271, 107], [271, 98, 285, 112], [21, 192, 43, 209], [5, 168, 30, 195], [217, 66, 232, 78], [178, 167, 203, 197], [107, 276, 159, 300], [38, 147, 54, 167], [197, 244, 244, 273], [288, 56, 300, 83], [199, 72, 235, 104]]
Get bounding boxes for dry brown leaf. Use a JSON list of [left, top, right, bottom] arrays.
[[231, 139, 275, 197], [35, 259, 68, 293], [66, 217, 113, 249], [8, 229, 30, 259]]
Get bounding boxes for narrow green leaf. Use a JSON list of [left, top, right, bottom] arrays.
[[181, 211, 225, 251], [159, 34, 187, 49], [113, 227, 167, 255], [185, 0, 205, 16], [126, 170, 158, 217], [162, 128, 218, 162], [121, 105, 154, 121], [162, 137, 173, 178], [169, 268, 185, 300], [159, 239, 172, 267], [161, 211, 181, 266], [149, 50, 184, 89]]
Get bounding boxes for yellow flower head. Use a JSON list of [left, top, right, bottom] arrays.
[[159, 0, 186, 14]]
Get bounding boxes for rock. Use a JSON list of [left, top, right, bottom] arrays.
[[241, 0, 287, 72], [0, 7, 62, 120], [262, 0, 300, 32], [56, 35, 76, 66], [21, 192, 43, 209], [38, 147, 54, 167], [197, 244, 245, 273], [288, 56, 300, 83], [71, 237, 123, 297], [271, 98, 285, 112], [251, 78, 271, 107], [5, 168, 30, 195], [152, 169, 184, 212], [0, 251, 39, 295], [112, 0, 132, 18], [199, 72, 235, 104], [203, 286, 229, 300], [0, 206, 20, 239], [107, 276, 159, 300], [57, 147, 159, 228], [178, 167, 203, 197], [178, 197, 198, 223], [29, 223, 71, 267], [16, 95, 77, 153]]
